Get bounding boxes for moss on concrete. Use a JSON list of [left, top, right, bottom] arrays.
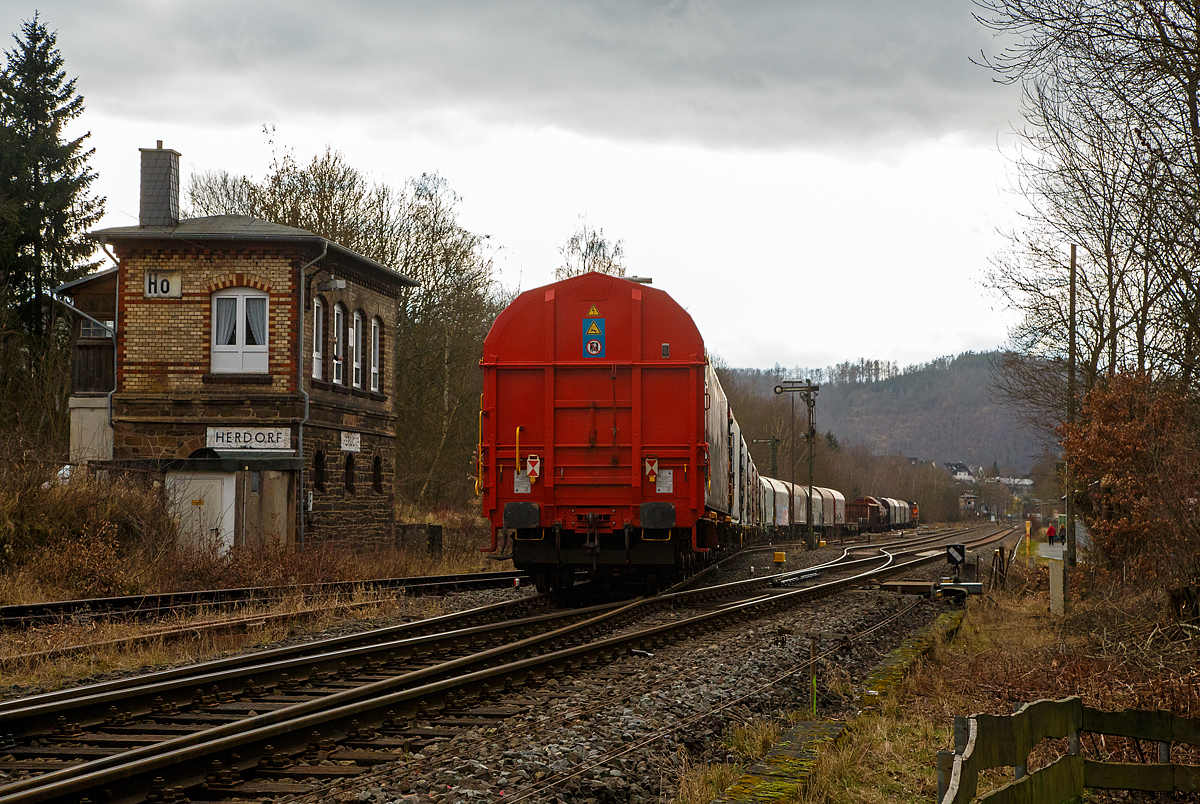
[[714, 608, 966, 802]]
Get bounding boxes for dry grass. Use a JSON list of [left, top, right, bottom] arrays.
[[0, 457, 498, 603], [672, 718, 789, 803], [688, 561, 1200, 803], [725, 719, 786, 762], [0, 448, 179, 600], [0, 587, 455, 692], [0, 445, 502, 691], [672, 754, 744, 804], [795, 699, 946, 804]]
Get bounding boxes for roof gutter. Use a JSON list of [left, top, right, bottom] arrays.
[[88, 230, 418, 288], [297, 241, 329, 549], [101, 246, 121, 433]]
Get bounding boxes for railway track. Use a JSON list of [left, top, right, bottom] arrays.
[[0, 524, 1015, 804], [0, 570, 531, 629], [671, 524, 991, 594]]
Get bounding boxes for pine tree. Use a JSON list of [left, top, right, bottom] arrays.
[[0, 13, 104, 339]]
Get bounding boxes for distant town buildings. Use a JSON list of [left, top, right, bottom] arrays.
[[944, 462, 975, 483]]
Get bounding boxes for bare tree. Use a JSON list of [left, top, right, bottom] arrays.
[[390, 175, 507, 506], [188, 143, 503, 507], [556, 217, 626, 279], [977, 0, 1200, 430]]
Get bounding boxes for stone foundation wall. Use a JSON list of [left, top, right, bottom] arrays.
[[303, 422, 395, 547]]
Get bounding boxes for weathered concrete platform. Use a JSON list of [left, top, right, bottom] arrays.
[[713, 609, 967, 803], [715, 721, 846, 802], [879, 579, 937, 596]]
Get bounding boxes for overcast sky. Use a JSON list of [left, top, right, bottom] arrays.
[[9, 1, 1030, 370]]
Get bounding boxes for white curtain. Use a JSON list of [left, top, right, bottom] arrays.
[[246, 297, 267, 346], [216, 297, 237, 345]]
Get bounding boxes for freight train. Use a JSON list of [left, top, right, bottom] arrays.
[[477, 272, 917, 592]]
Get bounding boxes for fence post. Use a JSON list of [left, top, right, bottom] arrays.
[[1050, 559, 1066, 615], [954, 715, 967, 753], [937, 750, 954, 802], [1159, 740, 1170, 763], [1014, 702, 1027, 779]]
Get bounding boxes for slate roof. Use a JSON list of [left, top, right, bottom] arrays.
[[88, 215, 418, 288], [55, 266, 118, 295]]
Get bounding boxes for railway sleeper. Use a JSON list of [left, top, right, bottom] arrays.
[[144, 777, 187, 804]]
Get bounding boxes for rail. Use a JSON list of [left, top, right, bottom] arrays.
[[0, 569, 526, 628], [0, 534, 998, 804], [938, 696, 1200, 803]]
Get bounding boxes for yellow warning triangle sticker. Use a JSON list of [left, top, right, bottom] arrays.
[[586, 321, 602, 335], [587, 304, 600, 316]]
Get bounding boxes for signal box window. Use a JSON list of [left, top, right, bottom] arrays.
[[80, 319, 113, 339], [211, 288, 268, 373], [352, 311, 363, 388], [370, 317, 381, 392], [312, 298, 324, 379], [333, 304, 345, 384]]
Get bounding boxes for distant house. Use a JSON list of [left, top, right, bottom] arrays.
[[960, 492, 981, 515], [944, 462, 974, 483]]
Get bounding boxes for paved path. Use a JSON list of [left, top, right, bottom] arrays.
[[1037, 543, 1065, 560]]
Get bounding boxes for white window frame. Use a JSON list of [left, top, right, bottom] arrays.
[[80, 318, 114, 339], [370, 317, 381, 393], [333, 304, 345, 384], [211, 287, 269, 374], [312, 298, 324, 379], [352, 312, 363, 388]]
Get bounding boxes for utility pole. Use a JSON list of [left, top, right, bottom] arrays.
[[774, 379, 820, 549], [806, 383, 816, 549], [751, 437, 780, 478], [1067, 244, 1077, 569]]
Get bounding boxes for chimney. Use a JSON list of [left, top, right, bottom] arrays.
[[138, 140, 181, 227]]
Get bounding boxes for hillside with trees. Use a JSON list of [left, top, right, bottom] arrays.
[[723, 352, 1044, 476]]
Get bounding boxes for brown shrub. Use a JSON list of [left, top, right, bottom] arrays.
[[0, 429, 499, 601], [0, 437, 179, 601]]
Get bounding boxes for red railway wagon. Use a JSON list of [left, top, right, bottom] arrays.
[[478, 272, 720, 592], [847, 496, 884, 532]]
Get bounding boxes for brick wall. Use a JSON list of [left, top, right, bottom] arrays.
[[115, 242, 302, 395], [304, 252, 400, 404], [107, 238, 403, 548]]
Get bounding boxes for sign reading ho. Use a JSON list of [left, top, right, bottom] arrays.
[[206, 427, 291, 450], [341, 432, 361, 452], [144, 270, 182, 298]]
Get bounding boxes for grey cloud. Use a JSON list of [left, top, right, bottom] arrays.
[[13, 0, 1018, 147]]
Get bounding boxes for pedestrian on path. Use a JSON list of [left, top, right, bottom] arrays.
[[1047, 523, 1057, 545]]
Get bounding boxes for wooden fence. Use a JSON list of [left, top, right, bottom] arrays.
[[938, 696, 1200, 803]]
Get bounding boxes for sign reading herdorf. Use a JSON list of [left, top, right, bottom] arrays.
[[206, 427, 291, 450]]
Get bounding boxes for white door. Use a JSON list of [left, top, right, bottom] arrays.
[[167, 472, 236, 552]]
